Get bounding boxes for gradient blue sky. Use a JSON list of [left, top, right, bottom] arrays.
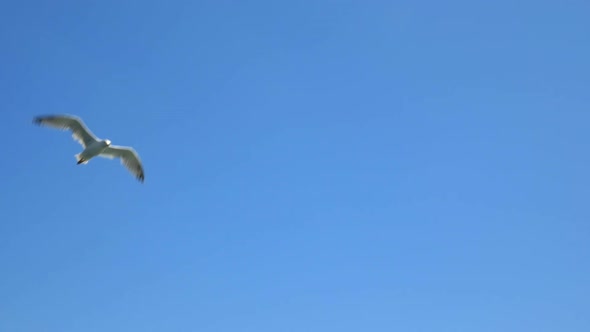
[[1, 1, 589, 331]]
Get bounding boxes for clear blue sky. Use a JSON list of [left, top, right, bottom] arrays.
[[1, 1, 589, 331]]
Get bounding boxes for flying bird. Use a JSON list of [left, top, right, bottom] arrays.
[[33, 114, 145, 183]]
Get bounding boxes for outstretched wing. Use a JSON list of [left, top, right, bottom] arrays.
[[33, 114, 99, 148], [99, 145, 145, 183]]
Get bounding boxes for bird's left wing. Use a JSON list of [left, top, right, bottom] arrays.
[[33, 114, 99, 148], [99, 145, 145, 183]]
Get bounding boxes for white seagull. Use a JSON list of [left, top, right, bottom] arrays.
[[33, 114, 145, 183]]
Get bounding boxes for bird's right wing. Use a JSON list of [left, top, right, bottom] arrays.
[[99, 145, 145, 183], [33, 114, 99, 148]]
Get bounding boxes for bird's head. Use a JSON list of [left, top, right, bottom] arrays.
[[104, 139, 111, 146]]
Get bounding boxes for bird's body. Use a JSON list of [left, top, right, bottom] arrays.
[[33, 114, 145, 183], [75, 139, 111, 164]]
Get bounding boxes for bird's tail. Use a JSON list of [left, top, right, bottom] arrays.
[[75, 153, 88, 164]]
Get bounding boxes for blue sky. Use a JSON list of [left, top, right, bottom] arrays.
[[1, 0, 589, 331]]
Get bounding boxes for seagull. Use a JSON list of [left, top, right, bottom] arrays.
[[33, 114, 145, 183]]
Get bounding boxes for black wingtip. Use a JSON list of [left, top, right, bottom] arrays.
[[33, 115, 58, 125]]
